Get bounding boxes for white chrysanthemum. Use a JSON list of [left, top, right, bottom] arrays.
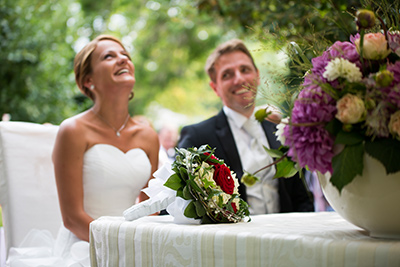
[[275, 117, 289, 144], [323, 58, 362, 83]]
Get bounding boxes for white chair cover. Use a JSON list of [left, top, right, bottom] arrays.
[[0, 121, 62, 259]]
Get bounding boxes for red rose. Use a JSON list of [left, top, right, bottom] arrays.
[[231, 202, 237, 213], [204, 153, 238, 213], [212, 163, 235, 194], [205, 164, 234, 195]]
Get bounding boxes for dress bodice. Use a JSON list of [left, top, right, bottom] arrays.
[[83, 144, 151, 219]]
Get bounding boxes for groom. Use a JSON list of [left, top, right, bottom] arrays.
[[178, 39, 314, 214]]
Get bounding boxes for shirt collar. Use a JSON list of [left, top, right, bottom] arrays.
[[223, 106, 252, 129]]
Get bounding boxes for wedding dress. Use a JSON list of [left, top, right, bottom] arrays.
[[6, 144, 151, 267]]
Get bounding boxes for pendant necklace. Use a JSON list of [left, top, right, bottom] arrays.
[[92, 109, 130, 137]]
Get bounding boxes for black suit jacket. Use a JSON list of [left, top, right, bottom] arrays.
[[178, 110, 314, 213]]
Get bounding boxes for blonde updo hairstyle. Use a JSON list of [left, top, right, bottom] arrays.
[[73, 35, 126, 101]]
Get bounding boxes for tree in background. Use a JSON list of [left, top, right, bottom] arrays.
[[1, 0, 244, 125], [197, 0, 399, 114], [197, 0, 363, 112], [0, 0, 80, 123], [197, 0, 362, 43], [3, 0, 394, 125]]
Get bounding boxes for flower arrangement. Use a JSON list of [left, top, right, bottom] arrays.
[[164, 145, 250, 223], [253, 9, 400, 192]]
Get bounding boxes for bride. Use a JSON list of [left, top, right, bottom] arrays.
[[7, 35, 159, 266]]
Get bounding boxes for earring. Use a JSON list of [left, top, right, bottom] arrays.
[[90, 85, 95, 90], [129, 91, 134, 100]]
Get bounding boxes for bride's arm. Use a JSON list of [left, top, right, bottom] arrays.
[[52, 118, 93, 242], [138, 125, 160, 203]]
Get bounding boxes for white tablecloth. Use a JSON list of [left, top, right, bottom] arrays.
[[89, 212, 400, 267], [0, 227, 5, 267]]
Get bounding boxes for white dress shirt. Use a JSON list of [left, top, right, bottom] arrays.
[[223, 106, 279, 214]]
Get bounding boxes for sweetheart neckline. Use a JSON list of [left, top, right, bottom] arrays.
[[86, 143, 146, 155]]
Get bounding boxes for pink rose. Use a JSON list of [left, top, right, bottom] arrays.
[[354, 33, 391, 60], [389, 111, 400, 139], [336, 94, 365, 124]]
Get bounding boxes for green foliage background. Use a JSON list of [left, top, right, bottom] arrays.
[[1, 0, 377, 127]]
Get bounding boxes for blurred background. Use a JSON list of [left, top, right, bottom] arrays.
[[1, 0, 368, 130]]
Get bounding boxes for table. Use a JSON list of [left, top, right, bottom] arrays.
[[89, 212, 400, 267], [0, 227, 5, 267]]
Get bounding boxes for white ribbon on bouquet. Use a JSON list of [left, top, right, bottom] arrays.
[[123, 162, 200, 225]]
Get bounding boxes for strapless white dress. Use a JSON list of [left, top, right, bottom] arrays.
[[6, 144, 151, 267]]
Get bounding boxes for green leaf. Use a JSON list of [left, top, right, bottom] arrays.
[[325, 119, 342, 136], [184, 201, 198, 219], [237, 199, 250, 217], [179, 167, 189, 181], [176, 188, 184, 198], [207, 188, 221, 199], [340, 82, 366, 96], [330, 143, 364, 193], [365, 138, 400, 174], [200, 215, 215, 224], [194, 200, 206, 217], [263, 147, 284, 158], [164, 173, 184, 191], [241, 172, 259, 187], [319, 82, 339, 99], [182, 185, 194, 200], [187, 178, 203, 193], [202, 176, 215, 189], [334, 130, 364, 145], [274, 158, 298, 178]]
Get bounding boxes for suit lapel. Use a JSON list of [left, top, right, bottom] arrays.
[[215, 110, 243, 175], [215, 110, 248, 200], [215, 112, 280, 171], [261, 120, 280, 149]]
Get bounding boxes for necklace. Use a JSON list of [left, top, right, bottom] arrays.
[[92, 109, 130, 137]]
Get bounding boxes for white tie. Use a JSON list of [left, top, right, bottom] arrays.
[[242, 119, 279, 214], [242, 119, 272, 174]]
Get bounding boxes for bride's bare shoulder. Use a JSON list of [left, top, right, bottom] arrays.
[[58, 112, 91, 138]]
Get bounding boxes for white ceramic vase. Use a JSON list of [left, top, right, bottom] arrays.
[[318, 153, 400, 239]]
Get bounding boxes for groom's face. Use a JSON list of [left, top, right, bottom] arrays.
[[210, 50, 259, 116]]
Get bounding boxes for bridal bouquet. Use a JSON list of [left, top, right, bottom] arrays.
[[164, 145, 250, 223], [254, 9, 400, 192]]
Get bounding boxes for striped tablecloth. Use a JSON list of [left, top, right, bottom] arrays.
[[89, 212, 400, 267]]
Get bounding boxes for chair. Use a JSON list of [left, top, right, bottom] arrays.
[[0, 121, 62, 260]]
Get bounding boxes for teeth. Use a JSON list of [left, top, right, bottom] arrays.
[[117, 69, 129, 75], [235, 89, 249, 94]]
